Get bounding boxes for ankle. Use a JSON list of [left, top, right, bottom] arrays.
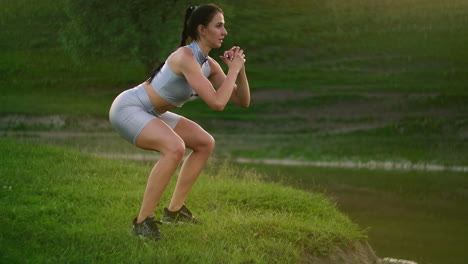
[[167, 204, 183, 212], [136, 215, 151, 224]]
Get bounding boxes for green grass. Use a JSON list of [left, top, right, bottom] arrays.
[[0, 138, 365, 263], [229, 0, 468, 90], [1, 0, 467, 114], [1, 1, 466, 165]]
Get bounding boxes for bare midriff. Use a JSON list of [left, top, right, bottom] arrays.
[[143, 82, 177, 114]]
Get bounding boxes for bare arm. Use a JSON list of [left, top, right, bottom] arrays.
[[210, 47, 250, 108], [232, 66, 250, 108], [176, 48, 245, 111]]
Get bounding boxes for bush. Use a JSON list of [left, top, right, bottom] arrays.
[[60, 0, 188, 70]]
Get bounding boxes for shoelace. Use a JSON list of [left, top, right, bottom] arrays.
[[179, 206, 195, 219]]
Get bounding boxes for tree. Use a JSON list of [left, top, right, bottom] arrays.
[[61, 0, 187, 71]]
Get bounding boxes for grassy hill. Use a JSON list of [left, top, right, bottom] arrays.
[[1, 0, 467, 113], [0, 138, 371, 263]]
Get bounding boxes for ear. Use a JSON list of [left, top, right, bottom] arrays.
[[197, 24, 206, 37]]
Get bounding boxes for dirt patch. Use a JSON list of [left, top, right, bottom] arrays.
[[0, 114, 66, 130], [0, 114, 113, 132], [245, 90, 466, 136], [2, 91, 464, 137], [251, 89, 315, 104], [300, 241, 381, 264]]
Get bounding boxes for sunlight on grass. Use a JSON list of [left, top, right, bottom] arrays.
[[0, 139, 366, 263]]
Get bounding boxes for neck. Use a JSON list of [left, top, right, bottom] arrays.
[[196, 40, 211, 57]]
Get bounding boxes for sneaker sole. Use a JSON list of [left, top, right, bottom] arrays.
[[161, 220, 186, 225]]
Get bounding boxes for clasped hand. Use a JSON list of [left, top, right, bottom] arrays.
[[220, 46, 246, 71]]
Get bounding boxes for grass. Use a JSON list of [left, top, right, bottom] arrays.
[[0, 138, 365, 263], [1, 0, 467, 113], [230, 0, 468, 90], [1, 1, 466, 166]]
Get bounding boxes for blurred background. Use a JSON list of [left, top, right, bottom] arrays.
[[1, 0, 467, 263]]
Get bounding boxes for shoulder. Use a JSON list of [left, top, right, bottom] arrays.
[[169, 47, 196, 63], [167, 47, 198, 74]]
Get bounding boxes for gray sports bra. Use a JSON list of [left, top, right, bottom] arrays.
[[150, 41, 211, 107]]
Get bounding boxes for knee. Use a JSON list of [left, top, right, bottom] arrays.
[[198, 134, 216, 154], [207, 135, 216, 153], [165, 141, 186, 162]]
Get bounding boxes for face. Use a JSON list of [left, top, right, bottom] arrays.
[[199, 12, 228, 48]]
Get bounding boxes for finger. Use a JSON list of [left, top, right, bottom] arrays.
[[226, 51, 235, 61], [224, 50, 231, 59], [219, 55, 229, 64]]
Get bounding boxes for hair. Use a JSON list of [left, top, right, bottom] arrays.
[[147, 4, 223, 83]]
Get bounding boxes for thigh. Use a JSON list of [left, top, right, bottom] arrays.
[[160, 111, 182, 129], [109, 89, 158, 145], [136, 119, 185, 153], [173, 117, 215, 151]]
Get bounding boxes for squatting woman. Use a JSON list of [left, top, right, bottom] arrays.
[[109, 4, 249, 239]]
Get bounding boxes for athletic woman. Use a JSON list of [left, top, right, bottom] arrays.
[[109, 4, 250, 239]]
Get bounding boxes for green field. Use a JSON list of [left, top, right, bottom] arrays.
[[1, 0, 467, 263], [1, 0, 467, 166]]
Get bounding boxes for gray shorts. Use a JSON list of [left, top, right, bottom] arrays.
[[109, 84, 181, 145]]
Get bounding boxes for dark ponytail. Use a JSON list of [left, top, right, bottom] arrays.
[[147, 4, 223, 83], [180, 6, 197, 47]]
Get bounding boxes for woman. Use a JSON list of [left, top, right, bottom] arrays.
[[109, 4, 249, 240]]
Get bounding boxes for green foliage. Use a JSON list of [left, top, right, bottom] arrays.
[[60, 0, 188, 69]]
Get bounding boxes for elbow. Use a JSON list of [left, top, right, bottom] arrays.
[[238, 99, 250, 108], [212, 102, 226, 112], [213, 106, 225, 112], [240, 101, 250, 108]]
